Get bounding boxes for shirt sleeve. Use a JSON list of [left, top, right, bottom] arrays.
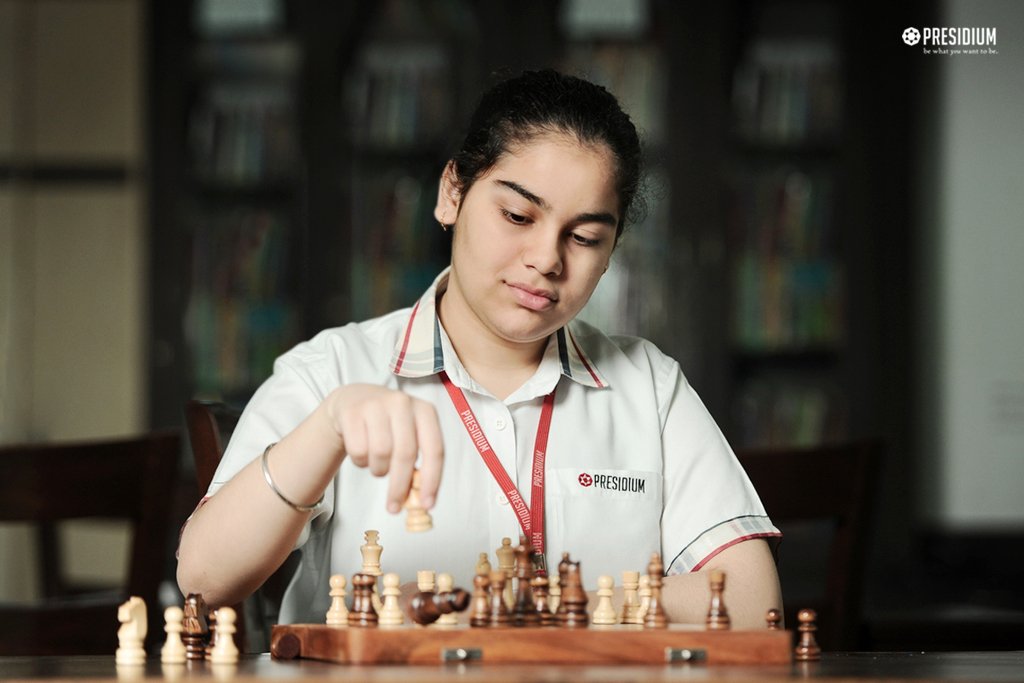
[[657, 362, 780, 574]]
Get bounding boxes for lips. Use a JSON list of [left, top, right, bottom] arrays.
[[507, 281, 558, 312]]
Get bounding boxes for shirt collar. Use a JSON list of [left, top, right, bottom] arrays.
[[389, 267, 609, 390]]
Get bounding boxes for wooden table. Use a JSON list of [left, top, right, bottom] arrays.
[[1, 652, 1023, 682]]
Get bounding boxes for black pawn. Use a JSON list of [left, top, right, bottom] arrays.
[[512, 542, 539, 626], [560, 560, 589, 628], [348, 573, 379, 627]]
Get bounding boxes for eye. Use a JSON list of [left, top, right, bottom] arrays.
[[570, 233, 601, 248], [501, 208, 530, 225]]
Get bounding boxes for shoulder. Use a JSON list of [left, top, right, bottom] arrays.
[[273, 307, 413, 390], [570, 318, 681, 382]]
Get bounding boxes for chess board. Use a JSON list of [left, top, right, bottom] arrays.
[[270, 623, 794, 665]]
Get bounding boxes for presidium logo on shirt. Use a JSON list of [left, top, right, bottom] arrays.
[[578, 471, 646, 493]]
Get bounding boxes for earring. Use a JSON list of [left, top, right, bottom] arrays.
[[439, 220, 449, 232]]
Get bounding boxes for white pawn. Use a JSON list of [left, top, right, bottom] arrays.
[[592, 575, 618, 625], [547, 573, 561, 614], [115, 596, 147, 666], [417, 569, 436, 593], [620, 570, 642, 624], [160, 606, 187, 664], [378, 573, 405, 627], [209, 607, 239, 664], [637, 574, 652, 621], [436, 573, 459, 626], [325, 574, 349, 626]]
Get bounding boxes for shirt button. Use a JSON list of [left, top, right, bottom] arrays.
[[495, 418, 507, 430], [497, 494, 509, 505]]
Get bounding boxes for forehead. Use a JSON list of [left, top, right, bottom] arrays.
[[484, 133, 618, 201]]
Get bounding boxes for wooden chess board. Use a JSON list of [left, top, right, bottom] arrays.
[[271, 623, 793, 665]]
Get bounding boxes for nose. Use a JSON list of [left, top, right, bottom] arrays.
[[522, 229, 563, 277]]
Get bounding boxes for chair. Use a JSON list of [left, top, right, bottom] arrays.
[[0, 430, 181, 655], [736, 439, 880, 650], [184, 399, 296, 653]]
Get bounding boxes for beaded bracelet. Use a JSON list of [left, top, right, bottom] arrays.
[[260, 442, 324, 513]]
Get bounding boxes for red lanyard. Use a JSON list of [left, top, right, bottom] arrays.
[[439, 372, 555, 571]]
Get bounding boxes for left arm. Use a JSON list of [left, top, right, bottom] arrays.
[[659, 538, 782, 628]]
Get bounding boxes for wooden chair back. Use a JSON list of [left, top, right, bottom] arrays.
[[184, 399, 296, 653], [0, 430, 181, 655], [736, 439, 880, 650]]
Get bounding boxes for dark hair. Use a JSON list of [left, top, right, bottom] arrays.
[[450, 69, 644, 239]]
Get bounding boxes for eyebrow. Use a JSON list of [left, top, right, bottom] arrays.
[[495, 179, 618, 228]]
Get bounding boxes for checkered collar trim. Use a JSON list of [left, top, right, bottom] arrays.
[[388, 268, 608, 389]]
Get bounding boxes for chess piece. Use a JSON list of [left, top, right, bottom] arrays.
[[360, 530, 383, 576], [644, 553, 668, 629], [554, 552, 571, 622], [591, 575, 618, 625], [560, 559, 589, 628], [470, 568, 491, 627], [495, 537, 516, 609], [705, 569, 730, 630], [361, 530, 383, 613], [620, 570, 642, 624], [161, 606, 187, 664], [512, 541, 539, 626], [205, 608, 217, 659], [487, 569, 511, 626], [182, 593, 209, 661], [401, 585, 471, 626], [531, 574, 555, 626], [405, 469, 433, 531], [417, 569, 436, 593], [209, 607, 239, 665], [766, 608, 782, 630], [326, 574, 349, 626], [794, 609, 822, 661], [115, 596, 147, 666], [547, 572, 562, 615], [378, 572, 405, 627], [475, 552, 492, 576], [436, 573, 460, 626], [637, 574, 651, 621], [348, 573, 379, 627]]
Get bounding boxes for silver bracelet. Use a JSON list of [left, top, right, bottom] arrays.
[[260, 442, 324, 513]]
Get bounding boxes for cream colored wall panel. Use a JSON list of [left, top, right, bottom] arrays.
[[28, 0, 141, 162], [62, 520, 130, 586], [0, 187, 34, 443], [0, 525, 39, 602], [29, 185, 144, 439]]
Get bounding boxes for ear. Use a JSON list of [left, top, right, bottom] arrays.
[[433, 161, 461, 226]]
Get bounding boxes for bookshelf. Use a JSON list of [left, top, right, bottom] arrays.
[[721, 1, 851, 448], [342, 1, 478, 320]]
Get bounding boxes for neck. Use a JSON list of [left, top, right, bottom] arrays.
[[438, 282, 548, 400]]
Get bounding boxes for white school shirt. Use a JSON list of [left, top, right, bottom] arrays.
[[208, 268, 780, 624]]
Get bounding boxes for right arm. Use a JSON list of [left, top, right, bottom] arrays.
[[176, 383, 444, 608]]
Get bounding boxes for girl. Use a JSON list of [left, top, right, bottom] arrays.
[[177, 69, 782, 628]]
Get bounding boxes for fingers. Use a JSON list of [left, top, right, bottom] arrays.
[[413, 401, 444, 510], [385, 401, 418, 513], [333, 385, 444, 514]]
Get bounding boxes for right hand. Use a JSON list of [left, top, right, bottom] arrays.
[[322, 384, 444, 514]]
